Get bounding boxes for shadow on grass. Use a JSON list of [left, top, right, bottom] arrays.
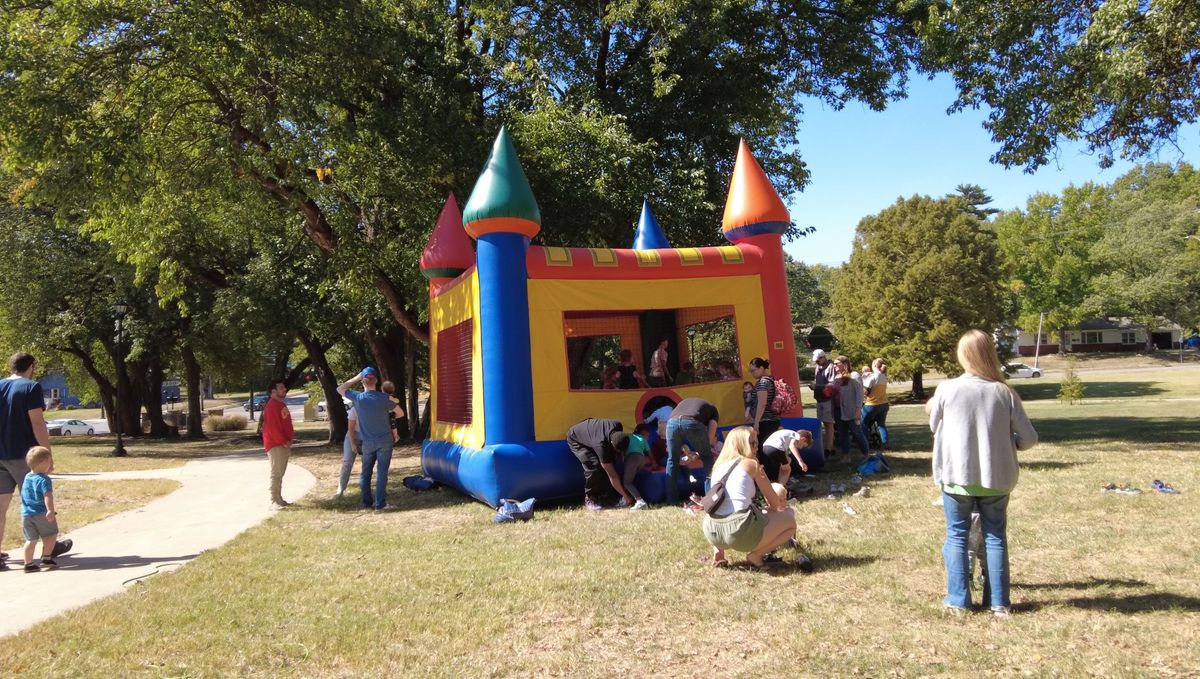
[[886, 411, 1200, 452], [1012, 381, 1167, 402], [1064, 592, 1200, 614], [58, 553, 200, 572], [1035, 416, 1200, 446], [1016, 577, 1150, 590], [725, 554, 878, 577]]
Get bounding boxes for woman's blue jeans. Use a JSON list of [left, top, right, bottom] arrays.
[[860, 403, 889, 448], [338, 435, 360, 494], [664, 418, 712, 503], [942, 492, 1010, 609], [835, 419, 870, 457], [360, 440, 394, 509]]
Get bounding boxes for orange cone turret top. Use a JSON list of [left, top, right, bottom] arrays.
[[721, 139, 790, 243]]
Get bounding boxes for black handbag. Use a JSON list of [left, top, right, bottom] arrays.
[[700, 458, 742, 516]]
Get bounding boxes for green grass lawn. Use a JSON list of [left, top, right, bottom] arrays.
[[0, 368, 1197, 676]]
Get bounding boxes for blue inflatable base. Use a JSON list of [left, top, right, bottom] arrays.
[[422, 417, 825, 508], [422, 439, 584, 508]]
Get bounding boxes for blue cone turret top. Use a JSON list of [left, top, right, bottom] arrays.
[[631, 199, 670, 250], [463, 126, 542, 240]]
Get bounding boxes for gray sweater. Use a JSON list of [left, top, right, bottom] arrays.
[[928, 374, 1038, 492]]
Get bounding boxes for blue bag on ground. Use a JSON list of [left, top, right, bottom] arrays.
[[857, 454, 890, 476], [403, 475, 438, 491], [493, 497, 536, 523]]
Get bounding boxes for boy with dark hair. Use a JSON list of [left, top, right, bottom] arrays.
[[566, 418, 633, 510]]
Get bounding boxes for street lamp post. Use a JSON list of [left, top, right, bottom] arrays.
[[111, 301, 128, 457]]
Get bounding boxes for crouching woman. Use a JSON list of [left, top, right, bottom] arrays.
[[702, 426, 796, 568]]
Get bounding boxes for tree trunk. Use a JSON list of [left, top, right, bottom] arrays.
[[365, 327, 407, 387], [911, 369, 926, 400], [298, 331, 347, 445], [113, 351, 142, 438], [416, 397, 432, 441], [180, 343, 205, 439], [404, 332, 419, 441], [138, 358, 170, 437]]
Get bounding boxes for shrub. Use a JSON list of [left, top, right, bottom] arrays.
[[1057, 359, 1085, 405], [207, 415, 248, 431]]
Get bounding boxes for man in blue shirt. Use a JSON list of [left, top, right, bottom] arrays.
[[338, 367, 401, 511], [1, 352, 71, 569]]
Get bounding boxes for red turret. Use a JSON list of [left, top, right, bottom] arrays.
[[420, 193, 475, 295]]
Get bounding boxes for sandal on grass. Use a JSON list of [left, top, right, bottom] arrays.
[[1152, 480, 1179, 494]]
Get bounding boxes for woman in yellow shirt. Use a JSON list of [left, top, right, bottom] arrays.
[[860, 358, 889, 452]]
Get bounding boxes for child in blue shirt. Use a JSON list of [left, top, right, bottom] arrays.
[[21, 446, 59, 572], [623, 424, 653, 511]]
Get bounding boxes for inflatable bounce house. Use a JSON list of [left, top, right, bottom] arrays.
[[420, 128, 819, 506]]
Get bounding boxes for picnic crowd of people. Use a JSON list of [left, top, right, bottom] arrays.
[[3, 329, 1037, 616]]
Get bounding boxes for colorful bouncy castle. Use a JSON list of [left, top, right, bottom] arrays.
[[420, 128, 814, 506]]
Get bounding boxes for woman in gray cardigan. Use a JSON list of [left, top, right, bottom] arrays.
[[926, 330, 1038, 616]]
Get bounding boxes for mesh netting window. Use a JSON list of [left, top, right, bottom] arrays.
[[436, 319, 473, 425], [564, 306, 739, 390]]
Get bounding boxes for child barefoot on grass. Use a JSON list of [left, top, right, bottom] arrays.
[[21, 446, 59, 572]]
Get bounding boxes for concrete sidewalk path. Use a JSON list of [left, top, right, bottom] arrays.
[[0, 450, 316, 638]]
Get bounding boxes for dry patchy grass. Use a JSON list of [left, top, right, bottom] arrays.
[[0, 369, 1197, 676]]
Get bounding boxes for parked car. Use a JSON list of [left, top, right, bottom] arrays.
[[1004, 362, 1043, 378], [317, 397, 353, 416], [242, 395, 270, 411], [48, 419, 95, 436]]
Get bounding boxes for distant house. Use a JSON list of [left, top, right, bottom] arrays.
[[39, 373, 82, 408], [1015, 318, 1183, 356]]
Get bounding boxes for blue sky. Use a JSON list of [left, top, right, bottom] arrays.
[[782, 74, 1197, 266]]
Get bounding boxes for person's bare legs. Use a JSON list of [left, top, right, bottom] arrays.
[[0, 493, 12, 554], [747, 507, 796, 566], [40, 535, 56, 565], [822, 420, 835, 456], [23, 538, 36, 566]]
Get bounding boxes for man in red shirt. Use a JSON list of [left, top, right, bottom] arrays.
[[261, 380, 295, 507]]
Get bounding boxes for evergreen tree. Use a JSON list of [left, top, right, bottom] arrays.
[[833, 195, 1006, 397]]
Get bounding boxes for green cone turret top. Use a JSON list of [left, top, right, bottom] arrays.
[[463, 126, 541, 240]]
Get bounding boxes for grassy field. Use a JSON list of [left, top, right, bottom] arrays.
[[0, 368, 1196, 676]]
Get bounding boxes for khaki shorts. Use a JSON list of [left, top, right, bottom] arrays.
[[0, 458, 31, 495], [816, 401, 834, 423]]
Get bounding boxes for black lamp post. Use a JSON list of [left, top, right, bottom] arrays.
[[111, 301, 128, 457], [686, 325, 697, 366]]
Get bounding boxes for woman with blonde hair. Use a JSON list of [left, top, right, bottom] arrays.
[[701, 426, 796, 568], [926, 329, 1038, 616]]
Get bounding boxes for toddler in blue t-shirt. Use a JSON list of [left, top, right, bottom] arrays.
[[21, 446, 59, 572]]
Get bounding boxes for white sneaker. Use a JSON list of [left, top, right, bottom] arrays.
[[616, 497, 630, 508], [631, 499, 649, 511], [332, 490, 344, 501]]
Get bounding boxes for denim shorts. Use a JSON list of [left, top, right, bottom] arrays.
[[23, 513, 59, 541]]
